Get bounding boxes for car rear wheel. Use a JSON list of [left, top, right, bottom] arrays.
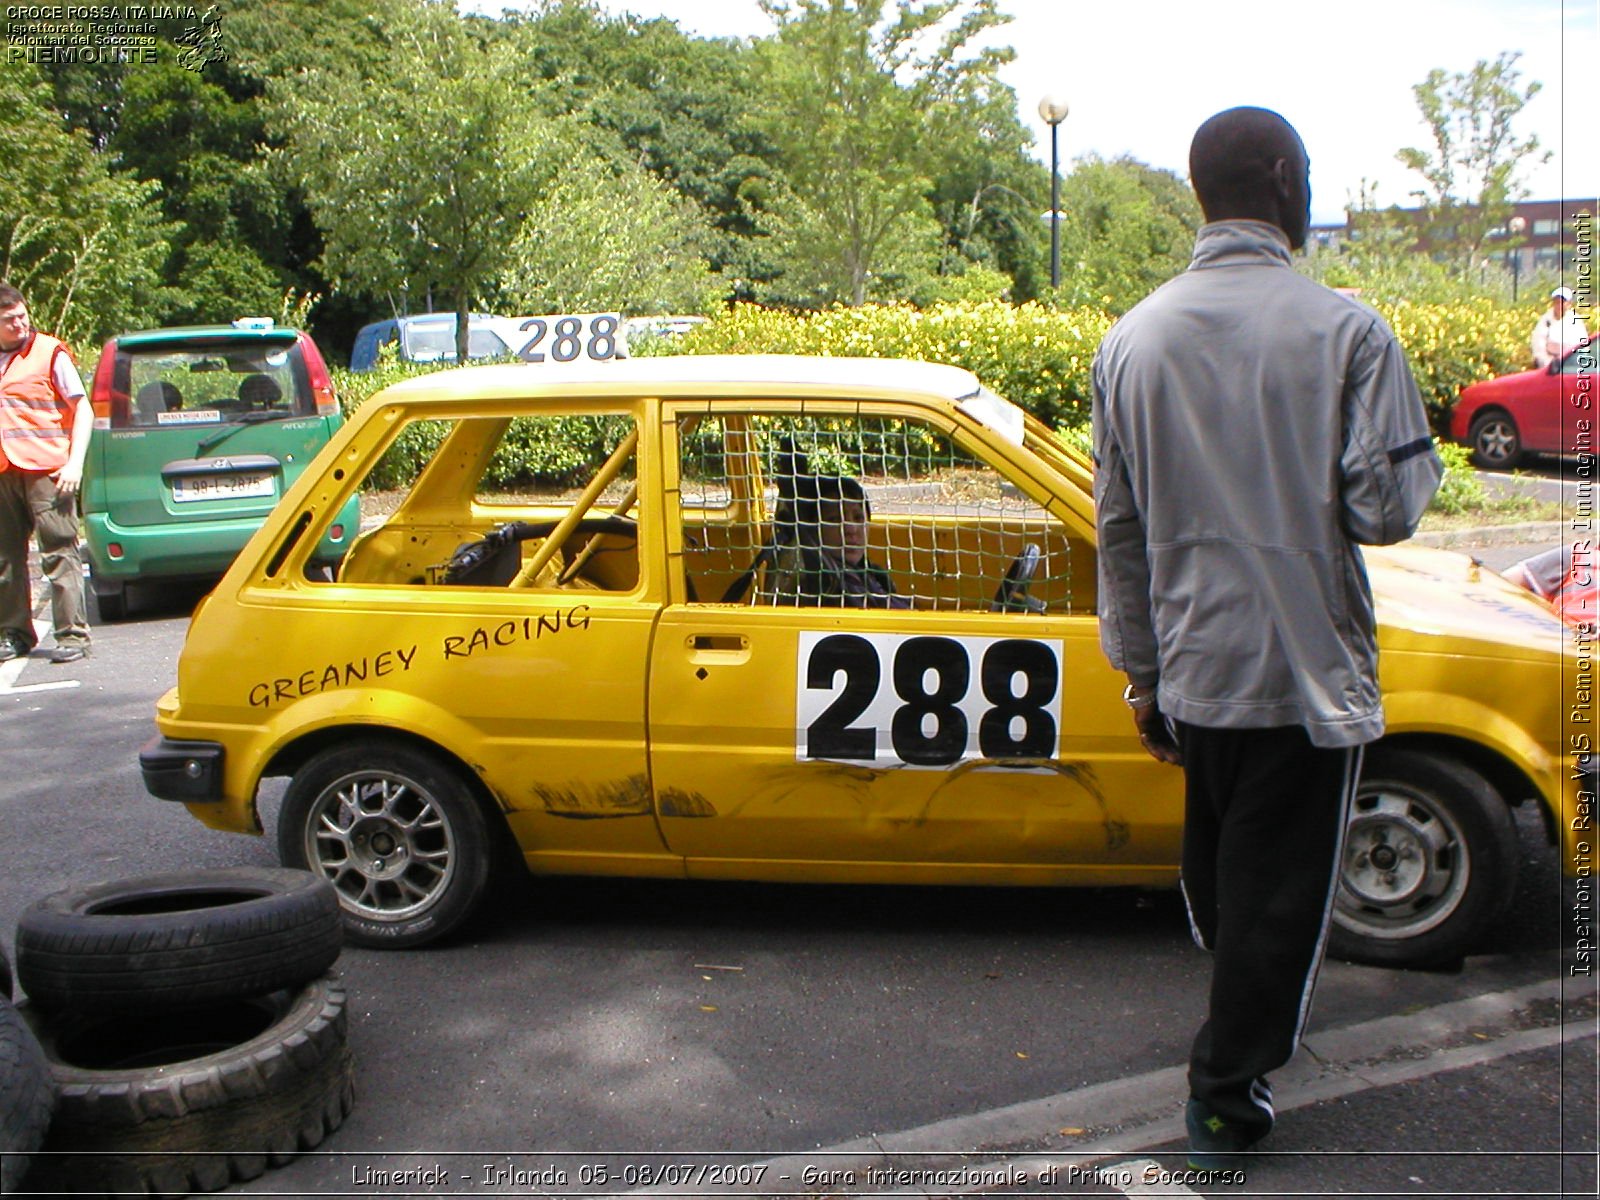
[[89, 568, 128, 621], [1329, 747, 1517, 968], [1467, 410, 1523, 470], [279, 738, 493, 949]]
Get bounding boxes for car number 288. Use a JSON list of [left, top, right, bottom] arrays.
[[796, 632, 1063, 768]]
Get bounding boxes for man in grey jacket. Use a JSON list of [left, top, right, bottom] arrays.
[[1092, 107, 1441, 1169]]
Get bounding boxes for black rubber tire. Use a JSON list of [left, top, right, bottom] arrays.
[[1329, 746, 1518, 968], [89, 566, 128, 622], [0, 944, 11, 1000], [279, 738, 494, 949], [16, 867, 342, 1013], [19, 972, 354, 1196], [0, 997, 55, 1195], [1467, 409, 1523, 470]]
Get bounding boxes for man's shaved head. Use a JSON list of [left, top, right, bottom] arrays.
[[1189, 107, 1311, 249]]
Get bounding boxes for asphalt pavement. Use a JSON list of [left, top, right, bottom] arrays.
[[5, 509, 1596, 1200]]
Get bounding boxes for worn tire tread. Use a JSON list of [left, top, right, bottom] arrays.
[[16, 867, 341, 1011], [21, 973, 354, 1195], [0, 997, 56, 1194]]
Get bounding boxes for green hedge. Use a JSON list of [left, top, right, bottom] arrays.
[[658, 301, 1113, 432], [332, 297, 1547, 488], [1371, 299, 1534, 428]]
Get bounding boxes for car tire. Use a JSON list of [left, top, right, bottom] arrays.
[[0, 997, 55, 1195], [19, 973, 354, 1196], [1329, 746, 1517, 969], [1467, 410, 1523, 470], [279, 738, 494, 949], [89, 567, 128, 621], [16, 868, 342, 1013], [0, 944, 11, 1001]]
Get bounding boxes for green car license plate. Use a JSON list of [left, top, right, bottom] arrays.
[[171, 471, 275, 502]]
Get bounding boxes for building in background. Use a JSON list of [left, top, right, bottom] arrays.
[[1306, 198, 1596, 291]]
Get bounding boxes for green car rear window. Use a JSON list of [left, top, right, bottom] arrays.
[[115, 341, 314, 430]]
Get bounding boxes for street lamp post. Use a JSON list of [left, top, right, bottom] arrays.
[[1038, 95, 1069, 291], [1508, 215, 1528, 302]]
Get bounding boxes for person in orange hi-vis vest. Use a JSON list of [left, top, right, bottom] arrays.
[[0, 282, 93, 664]]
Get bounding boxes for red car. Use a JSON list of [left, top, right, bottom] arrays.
[[1450, 339, 1596, 468]]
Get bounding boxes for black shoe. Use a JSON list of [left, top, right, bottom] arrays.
[[1185, 1098, 1262, 1169], [0, 630, 32, 662], [49, 643, 89, 664]]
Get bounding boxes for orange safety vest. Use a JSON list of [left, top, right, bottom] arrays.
[[0, 331, 76, 472]]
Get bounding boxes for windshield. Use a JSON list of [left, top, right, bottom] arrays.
[[401, 320, 509, 363], [117, 343, 310, 429]]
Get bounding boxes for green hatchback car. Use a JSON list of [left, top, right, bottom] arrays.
[[83, 319, 362, 618]]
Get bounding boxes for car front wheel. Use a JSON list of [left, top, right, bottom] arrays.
[[1467, 410, 1523, 470], [279, 738, 493, 949], [1329, 747, 1517, 968]]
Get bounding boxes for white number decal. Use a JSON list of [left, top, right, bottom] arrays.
[[797, 632, 1062, 767]]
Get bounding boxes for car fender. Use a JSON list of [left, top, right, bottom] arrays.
[[1384, 688, 1555, 788], [1380, 688, 1589, 874], [178, 688, 503, 836]]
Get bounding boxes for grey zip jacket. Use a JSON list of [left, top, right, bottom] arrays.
[[1092, 221, 1442, 748]]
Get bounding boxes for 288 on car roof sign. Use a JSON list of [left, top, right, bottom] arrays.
[[504, 313, 624, 363]]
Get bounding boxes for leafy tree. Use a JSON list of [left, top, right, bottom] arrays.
[[747, 0, 1015, 307], [493, 2, 781, 299], [1051, 156, 1201, 313], [1397, 52, 1550, 275], [1299, 181, 1485, 306], [274, 0, 577, 361], [495, 158, 722, 315], [0, 63, 177, 348]]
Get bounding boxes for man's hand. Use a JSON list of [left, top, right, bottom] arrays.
[[1131, 698, 1183, 766], [53, 463, 83, 499]]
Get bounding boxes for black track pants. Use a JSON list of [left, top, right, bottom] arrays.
[[1175, 722, 1361, 1140]]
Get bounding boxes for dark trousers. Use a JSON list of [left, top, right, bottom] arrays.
[[0, 468, 89, 646], [1175, 722, 1360, 1140]]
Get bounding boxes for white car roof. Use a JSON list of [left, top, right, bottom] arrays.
[[374, 355, 1024, 443], [380, 354, 978, 399]]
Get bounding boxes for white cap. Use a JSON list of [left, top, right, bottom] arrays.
[[1552, 287, 1575, 301]]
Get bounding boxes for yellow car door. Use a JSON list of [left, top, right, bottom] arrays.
[[646, 401, 1182, 885]]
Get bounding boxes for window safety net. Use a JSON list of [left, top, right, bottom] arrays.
[[675, 413, 1080, 613]]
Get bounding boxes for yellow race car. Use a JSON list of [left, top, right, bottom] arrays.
[[140, 356, 1589, 966]]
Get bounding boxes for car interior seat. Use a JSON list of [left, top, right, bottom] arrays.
[[238, 373, 282, 410], [135, 380, 183, 421]]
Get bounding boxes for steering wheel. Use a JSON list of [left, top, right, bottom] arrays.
[[507, 516, 637, 588], [992, 543, 1046, 613]]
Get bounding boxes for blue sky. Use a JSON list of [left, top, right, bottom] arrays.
[[469, 0, 1596, 227]]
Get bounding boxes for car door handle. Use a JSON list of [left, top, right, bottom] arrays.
[[687, 633, 751, 666], [690, 634, 748, 653]]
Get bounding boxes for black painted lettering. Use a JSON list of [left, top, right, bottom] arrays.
[[442, 636, 467, 659], [494, 621, 516, 646], [537, 613, 561, 638], [374, 650, 394, 676], [297, 670, 316, 696], [249, 683, 269, 707]]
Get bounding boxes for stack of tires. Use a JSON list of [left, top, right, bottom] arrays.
[[1, 868, 352, 1196]]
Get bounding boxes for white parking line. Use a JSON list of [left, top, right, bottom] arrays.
[[0, 616, 83, 696]]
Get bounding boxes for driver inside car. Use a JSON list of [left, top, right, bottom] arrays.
[[764, 470, 910, 609]]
